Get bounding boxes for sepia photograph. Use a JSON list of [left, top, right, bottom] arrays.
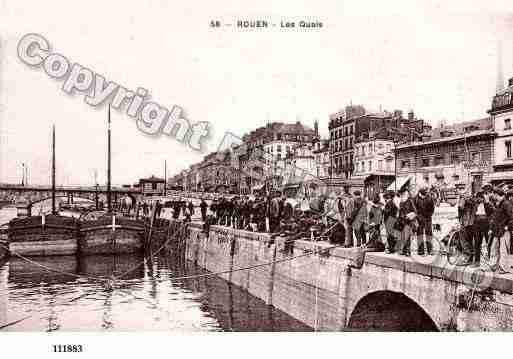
[[1, 1, 513, 355]]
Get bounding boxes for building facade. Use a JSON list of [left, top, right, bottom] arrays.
[[312, 138, 330, 179], [489, 77, 513, 185], [328, 105, 365, 179], [353, 137, 395, 199], [394, 118, 495, 194], [139, 175, 166, 196]]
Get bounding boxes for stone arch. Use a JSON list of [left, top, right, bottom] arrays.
[[347, 290, 438, 331], [28, 195, 95, 212]]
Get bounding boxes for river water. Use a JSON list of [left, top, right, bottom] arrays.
[[0, 208, 311, 332]]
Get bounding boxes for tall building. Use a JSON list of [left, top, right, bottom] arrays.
[[328, 106, 426, 191], [238, 121, 319, 193], [489, 76, 513, 185], [312, 138, 330, 179], [328, 105, 365, 179]]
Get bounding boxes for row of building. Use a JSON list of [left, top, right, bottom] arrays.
[[168, 76, 513, 199]]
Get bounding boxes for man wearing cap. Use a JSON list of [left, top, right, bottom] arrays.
[[415, 186, 435, 255], [351, 190, 368, 247], [474, 191, 494, 265], [200, 197, 208, 223], [342, 186, 355, 248], [489, 187, 513, 273], [383, 191, 399, 253], [456, 183, 476, 266], [397, 188, 416, 256]]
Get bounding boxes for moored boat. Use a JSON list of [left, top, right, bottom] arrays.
[[7, 215, 79, 256], [79, 214, 145, 255]]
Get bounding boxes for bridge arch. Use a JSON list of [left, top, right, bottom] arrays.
[[28, 195, 96, 214], [347, 290, 438, 331]]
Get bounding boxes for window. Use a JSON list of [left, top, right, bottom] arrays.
[[434, 155, 444, 166], [451, 154, 459, 163], [422, 158, 430, 167], [345, 139, 349, 150], [378, 160, 383, 171], [362, 146, 365, 156], [505, 119, 511, 130], [471, 152, 480, 162], [152, 182, 157, 190], [345, 127, 348, 136], [277, 145, 282, 152], [350, 138, 353, 147], [386, 144, 391, 152], [386, 159, 392, 171], [507, 140, 512, 159], [401, 160, 410, 169], [368, 144, 373, 154], [368, 161, 372, 172]]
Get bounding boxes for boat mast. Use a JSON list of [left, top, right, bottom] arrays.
[[107, 105, 112, 213], [52, 125, 56, 214]]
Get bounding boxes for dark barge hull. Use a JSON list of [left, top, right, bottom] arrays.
[[7, 215, 79, 256], [79, 216, 145, 255]]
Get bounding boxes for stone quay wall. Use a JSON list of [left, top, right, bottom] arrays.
[[185, 222, 364, 330], [182, 221, 513, 331]]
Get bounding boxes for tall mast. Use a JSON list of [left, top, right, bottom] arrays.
[[164, 160, 167, 196], [52, 125, 56, 214], [107, 105, 112, 213]]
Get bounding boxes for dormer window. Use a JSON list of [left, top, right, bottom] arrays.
[[505, 119, 512, 130]]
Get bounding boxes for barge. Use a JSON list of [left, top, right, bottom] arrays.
[[7, 215, 79, 256], [79, 214, 145, 255]]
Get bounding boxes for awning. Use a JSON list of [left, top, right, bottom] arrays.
[[386, 175, 412, 192], [488, 172, 513, 182]]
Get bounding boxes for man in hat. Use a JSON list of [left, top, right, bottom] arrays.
[[397, 187, 416, 256], [366, 194, 385, 251], [342, 185, 355, 247], [200, 197, 208, 222], [474, 191, 494, 265], [489, 187, 513, 273], [455, 182, 477, 266], [383, 190, 399, 253], [414, 186, 435, 255], [351, 190, 368, 247]]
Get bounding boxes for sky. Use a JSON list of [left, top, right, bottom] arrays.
[[0, 0, 512, 186]]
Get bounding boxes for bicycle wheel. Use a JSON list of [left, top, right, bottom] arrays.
[[446, 230, 464, 265]]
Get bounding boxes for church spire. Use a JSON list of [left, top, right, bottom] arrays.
[[496, 38, 505, 93]]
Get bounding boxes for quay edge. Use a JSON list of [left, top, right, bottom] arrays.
[[180, 220, 513, 331]]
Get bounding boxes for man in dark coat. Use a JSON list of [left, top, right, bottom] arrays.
[[172, 200, 180, 219], [200, 198, 208, 222], [269, 194, 281, 233], [242, 197, 252, 230], [397, 188, 417, 256], [456, 183, 476, 266], [187, 201, 194, 217], [383, 191, 398, 254], [350, 190, 368, 247], [414, 186, 435, 255], [490, 187, 513, 273]]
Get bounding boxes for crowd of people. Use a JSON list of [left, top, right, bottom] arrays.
[[133, 181, 513, 274]]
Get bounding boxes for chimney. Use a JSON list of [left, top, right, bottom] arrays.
[[314, 120, 319, 136], [408, 110, 414, 121]]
